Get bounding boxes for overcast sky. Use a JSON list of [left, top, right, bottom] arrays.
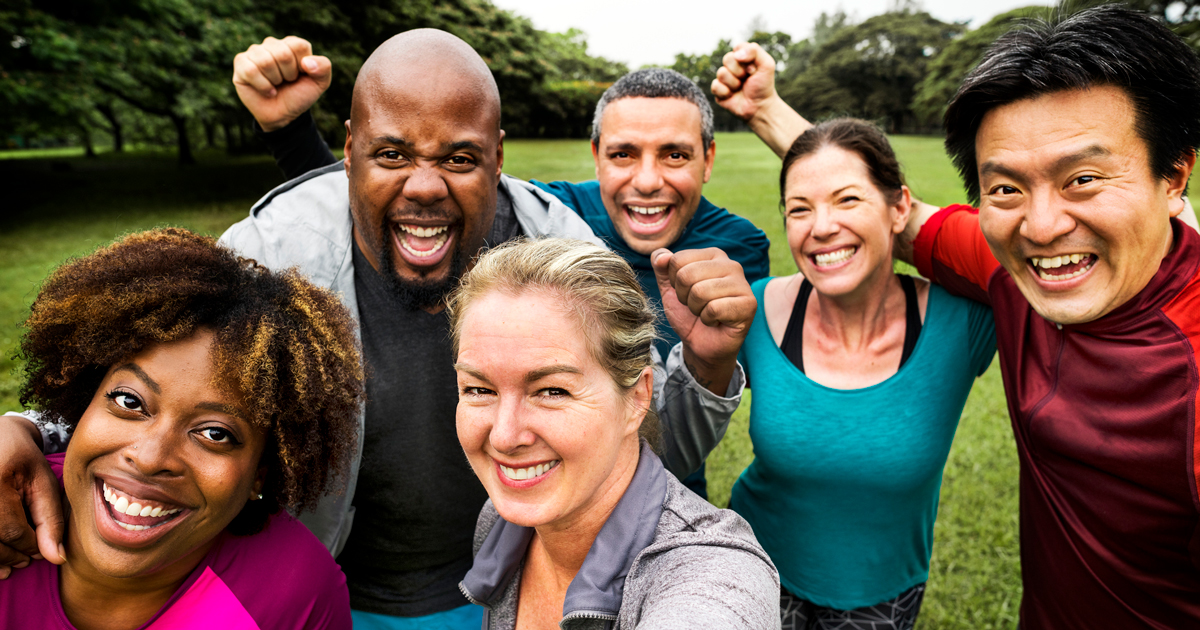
[[490, 0, 1047, 68]]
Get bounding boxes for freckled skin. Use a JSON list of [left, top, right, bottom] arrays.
[[975, 86, 1193, 325], [454, 290, 650, 534], [592, 97, 715, 255], [60, 332, 267, 630]]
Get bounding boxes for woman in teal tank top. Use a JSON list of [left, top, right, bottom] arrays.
[[731, 119, 996, 629]]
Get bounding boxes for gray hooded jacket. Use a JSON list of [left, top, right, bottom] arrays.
[[214, 163, 745, 556], [460, 443, 780, 630]]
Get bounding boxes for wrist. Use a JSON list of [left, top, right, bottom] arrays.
[[2, 414, 44, 453]]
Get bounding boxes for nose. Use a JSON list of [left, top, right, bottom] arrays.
[[402, 165, 450, 207], [811, 206, 840, 239], [1019, 189, 1075, 246], [121, 419, 185, 478], [631, 154, 664, 196], [487, 394, 537, 455]]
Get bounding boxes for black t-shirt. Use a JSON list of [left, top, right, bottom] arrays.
[[336, 189, 519, 617]]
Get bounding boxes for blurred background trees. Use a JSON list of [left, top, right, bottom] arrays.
[[4, 0, 1199, 161]]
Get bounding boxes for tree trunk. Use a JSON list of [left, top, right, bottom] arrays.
[[203, 120, 216, 149], [222, 120, 235, 154], [79, 123, 96, 158], [170, 114, 195, 165], [96, 103, 124, 152]]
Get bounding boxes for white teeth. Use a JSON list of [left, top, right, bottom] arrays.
[[398, 225, 448, 238], [396, 226, 449, 258], [103, 481, 182, 520], [628, 206, 667, 215], [813, 247, 856, 267], [1030, 253, 1093, 277], [500, 460, 561, 481]]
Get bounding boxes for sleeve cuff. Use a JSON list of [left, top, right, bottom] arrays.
[[665, 342, 746, 402]]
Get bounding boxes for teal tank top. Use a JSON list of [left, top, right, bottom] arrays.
[[732, 277, 996, 609]]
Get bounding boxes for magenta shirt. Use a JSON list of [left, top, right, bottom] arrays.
[[0, 454, 351, 630]]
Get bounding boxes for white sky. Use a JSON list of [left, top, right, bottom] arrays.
[[491, 0, 1048, 68]]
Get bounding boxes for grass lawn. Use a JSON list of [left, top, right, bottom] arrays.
[[2, 134, 1196, 628]]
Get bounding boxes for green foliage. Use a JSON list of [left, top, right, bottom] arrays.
[[780, 10, 964, 133], [911, 6, 1055, 127]]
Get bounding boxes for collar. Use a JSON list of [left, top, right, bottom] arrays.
[[460, 442, 668, 619], [1068, 218, 1200, 335]]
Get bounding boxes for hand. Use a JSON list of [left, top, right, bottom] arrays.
[[652, 248, 756, 395], [232, 36, 332, 132], [0, 415, 65, 577], [711, 42, 778, 122]]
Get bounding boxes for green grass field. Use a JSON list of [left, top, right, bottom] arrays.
[[2, 134, 1195, 628]]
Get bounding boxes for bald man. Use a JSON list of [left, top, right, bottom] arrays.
[[0, 29, 757, 630]]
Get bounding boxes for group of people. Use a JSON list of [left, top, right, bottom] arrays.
[[0, 4, 1198, 629]]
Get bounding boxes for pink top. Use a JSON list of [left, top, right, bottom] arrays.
[[0, 454, 351, 630]]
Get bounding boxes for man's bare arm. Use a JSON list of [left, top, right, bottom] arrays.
[[711, 42, 811, 157]]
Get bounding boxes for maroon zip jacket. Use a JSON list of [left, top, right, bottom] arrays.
[[914, 205, 1200, 628]]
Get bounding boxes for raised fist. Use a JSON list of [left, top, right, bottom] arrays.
[[711, 42, 778, 123], [232, 36, 332, 132]]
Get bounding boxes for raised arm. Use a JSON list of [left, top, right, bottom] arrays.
[[711, 42, 812, 157], [232, 36, 338, 179], [0, 414, 66, 575]]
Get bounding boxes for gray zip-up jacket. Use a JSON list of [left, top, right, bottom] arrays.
[[460, 443, 780, 630], [211, 163, 745, 556]]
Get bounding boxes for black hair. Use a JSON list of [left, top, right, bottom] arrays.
[[944, 4, 1200, 203], [591, 68, 714, 149]]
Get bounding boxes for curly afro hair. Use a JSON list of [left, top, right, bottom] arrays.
[[19, 228, 364, 534]]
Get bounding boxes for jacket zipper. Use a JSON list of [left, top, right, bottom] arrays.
[[560, 610, 618, 629]]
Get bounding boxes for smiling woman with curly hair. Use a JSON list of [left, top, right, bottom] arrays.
[[0, 227, 364, 630]]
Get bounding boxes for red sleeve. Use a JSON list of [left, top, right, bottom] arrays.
[[913, 204, 1001, 305]]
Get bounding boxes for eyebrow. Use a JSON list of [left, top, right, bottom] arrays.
[[453, 363, 583, 383], [787, 184, 860, 203], [979, 144, 1112, 180], [369, 137, 485, 155], [112, 363, 160, 394], [196, 402, 247, 420]]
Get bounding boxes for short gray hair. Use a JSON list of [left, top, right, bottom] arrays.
[[591, 68, 714, 150]]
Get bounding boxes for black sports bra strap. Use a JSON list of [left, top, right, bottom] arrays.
[[780, 279, 814, 373], [899, 274, 922, 367]]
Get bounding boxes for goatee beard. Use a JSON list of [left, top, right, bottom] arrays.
[[379, 233, 467, 311]]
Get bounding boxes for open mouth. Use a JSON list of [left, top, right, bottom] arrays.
[[1029, 253, 1096, 282], [390, 222, 455, 268], [810, 246, 857, 269], [623, 204, 673, 236], [496, 459, 560, 488], [94, 479, 188, 546]]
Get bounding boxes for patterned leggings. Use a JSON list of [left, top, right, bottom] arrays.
[[780, 583, 926, 630]]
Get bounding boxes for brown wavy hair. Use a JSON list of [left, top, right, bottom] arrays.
[[19, 228, 364, 534]]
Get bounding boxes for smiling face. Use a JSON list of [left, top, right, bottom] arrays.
[[63, 331, 266, 580], [593, 97, 715, 255], [783, 145, 910, 298], [344, 70, 503, 309], [454, 289, 650, 532], [975, 86, 1192, 325]]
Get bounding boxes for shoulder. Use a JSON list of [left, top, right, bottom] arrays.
[[219, 166, 354, 287], [207, 513, 350, 627], [621, 477, 779, 629], [0, 560, 63, 629], [500, 176, 604, 247]]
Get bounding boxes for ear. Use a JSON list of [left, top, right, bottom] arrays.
[[891, 185, 914, 234], [624, 366, 654, 438], [496, 129, 506, 178], [343, 119, 353, 174], [702, 139, 716, 184], [250, 465, 267, 500], [591, 139, 602, 180], [1166, 150, 1195, 219]]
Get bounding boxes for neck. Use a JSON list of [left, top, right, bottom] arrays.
[[59, 518, 214, 630], [529, 438, 641, 582], [809, 267, 903, 351]]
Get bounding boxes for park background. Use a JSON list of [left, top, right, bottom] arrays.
[[4, 1, 1200, 627]]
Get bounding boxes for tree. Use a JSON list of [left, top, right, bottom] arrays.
[[780, 10, 963, 132]]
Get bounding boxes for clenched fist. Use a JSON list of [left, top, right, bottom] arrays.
[[232, 36, 332, 132]]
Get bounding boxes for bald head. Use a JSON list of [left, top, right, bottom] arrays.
[[352, 29, 501, 131]]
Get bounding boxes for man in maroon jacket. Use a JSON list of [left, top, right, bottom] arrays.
[[712, 4, 1200, 627]]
